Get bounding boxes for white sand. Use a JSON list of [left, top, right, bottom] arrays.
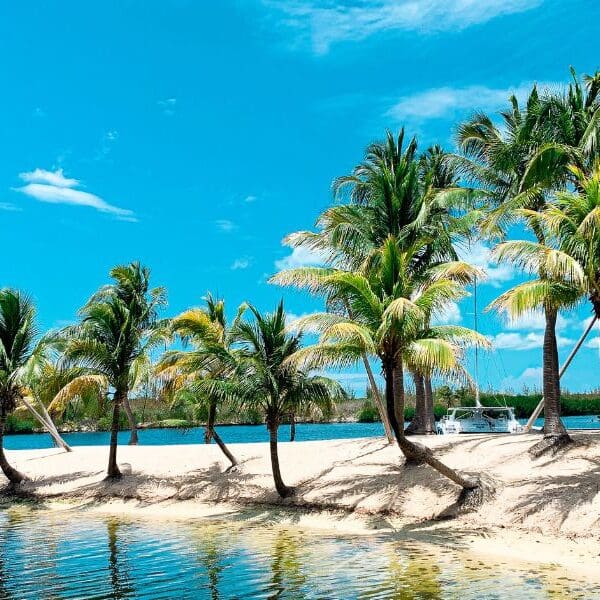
[[3, 432, 600, 571]]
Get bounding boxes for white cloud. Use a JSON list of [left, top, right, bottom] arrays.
[[19, 168, 78, 188], [506, 311, 569, 332], [244, 195, 257, 203], [0, 202, 20, 212], [490, 331, 574, 351], [458, 242, 514, 287], [263, 0, 541, 54], [275, 246, 326, 270], [432, 301, 461, 325], [216, 219, 236, 232], [231, 257, 252, 270], [386, 83, 559, 123], [13, 169, 135, 220], [158, 98, 177, 116], [500, 366, 542, 392]]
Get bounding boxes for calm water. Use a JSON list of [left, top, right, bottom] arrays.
[[0, 507, 597, 599], [4, 416, 599, 451]]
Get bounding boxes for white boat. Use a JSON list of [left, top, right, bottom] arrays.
[[437, 406, 522, 434]]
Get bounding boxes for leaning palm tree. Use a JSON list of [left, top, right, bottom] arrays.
[[231, 302, 346, 498], [63, 262, 166, 478], [0, 289, 42, 484], [156, 293, 245, 469], [275, 238, 488, 490]]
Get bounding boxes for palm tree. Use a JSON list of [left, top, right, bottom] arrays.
[[0, 289, 41, 484], [284, 131, 477, 436], [275, 239, 488, 490], [231, 302, 346, 498], [63, 262, 166, 478], [157, 293, 245, 468]]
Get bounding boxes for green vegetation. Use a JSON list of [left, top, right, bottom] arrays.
[[2, 67, 600, 498]]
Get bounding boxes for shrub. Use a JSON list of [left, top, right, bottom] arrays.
[[358, 400, 380, 423]]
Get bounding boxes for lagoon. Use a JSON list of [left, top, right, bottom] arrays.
[[0, 507, 596, 599], [3, 416, 600, 451]]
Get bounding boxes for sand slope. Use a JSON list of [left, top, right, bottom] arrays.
[[3, 432, 600, 538]]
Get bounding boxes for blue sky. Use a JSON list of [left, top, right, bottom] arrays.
[[1, 0, 599, 394]]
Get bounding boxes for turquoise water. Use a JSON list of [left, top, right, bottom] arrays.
[[4, 416, 599, 451], [0, 507, 597, 599]]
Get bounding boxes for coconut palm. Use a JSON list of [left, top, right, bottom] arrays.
[[284, 132, 479, 436], [488, 241, 583, 443], [63, 262, 166, 478], [0, 289, 43, 484], [156, 293, 245, 468], [231, 302, 346, 498], [275, 238, 488, 490]]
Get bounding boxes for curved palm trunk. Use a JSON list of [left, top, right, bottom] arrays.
[[289, 413, 296, 442], [107, 391, 123, 479], [267, 416, 293, 498], [211, 429, 238, 468], [0, 415, 26, 485], [362, 355, 394, 443], [21, 396, 72, 452], [383, 360, 478, 489], [122, 395, 138, 445]]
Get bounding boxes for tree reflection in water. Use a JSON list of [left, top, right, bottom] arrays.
[[268, 529, 308, 600], [107, 519, 134, 599]]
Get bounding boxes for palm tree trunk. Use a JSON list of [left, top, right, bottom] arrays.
[[205, 401, 217, 444], [211, 429, 238, 468], [289, 413, 296, 442], [362, 355, 394, 443], [530, 306, 572, 456], [423, 377, 436, 434], [383, 359, 478, 490], [0, 414, 26, 485], [21, 396, 72, 452], [107, 391, 123, 479], [405, 371, 425, 435], [122, 395, 138, 445], [267, 416, 293, 498]]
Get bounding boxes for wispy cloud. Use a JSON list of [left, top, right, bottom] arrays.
[[500, 366, 542, 392], [19, 168, 79, 188], [275, 246, 326, 270], [261, 0, 542, 54], [244, 195, 257, 203], [387, 81, 561, 124], [158, 98, 177, 116], [14, 168, 135, 220], [490, 331, 574, 351], [458, 242, 513, 287], [432, 301, 461, 325], [231, 257, 253, 270], [216, 219, 237, 232], [0, 202, 21, 212], [506, 311, 569, 332]]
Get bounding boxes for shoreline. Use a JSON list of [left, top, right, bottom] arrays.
[[2, 433, 600, 573]]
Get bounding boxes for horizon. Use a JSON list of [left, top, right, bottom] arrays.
[[1, 1, 599, 394]]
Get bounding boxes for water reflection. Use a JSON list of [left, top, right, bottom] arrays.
[[0, 508, 597, 599], [107, 519, 134, 599]]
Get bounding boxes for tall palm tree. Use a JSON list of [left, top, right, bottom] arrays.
[[231, 302, 346, 498], [64, 262, 166, 478], [0, 289, 42, 484], [157, 293, 245, 469], [284, 131, 477, 436], [275, 239, 488, 490]]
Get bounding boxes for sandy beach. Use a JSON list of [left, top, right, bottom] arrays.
[[2, 432, 600, 573]]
